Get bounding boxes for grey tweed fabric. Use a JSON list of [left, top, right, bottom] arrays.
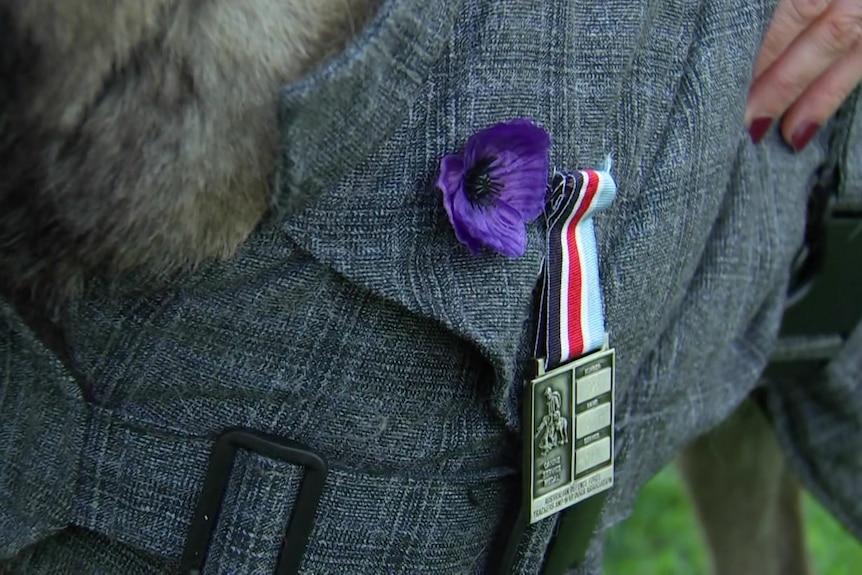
[[2, 0, 861, 573], [836, 91, 862, 211]]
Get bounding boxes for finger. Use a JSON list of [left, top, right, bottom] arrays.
[[781, 38, 862, 150], [745, 0, 862, 125], [753, 0, 833, 80]]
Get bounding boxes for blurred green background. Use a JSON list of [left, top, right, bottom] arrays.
[[603, 466, 862, 575]]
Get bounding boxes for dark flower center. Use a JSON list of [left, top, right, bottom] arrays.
[[464, 156, 502, 208]]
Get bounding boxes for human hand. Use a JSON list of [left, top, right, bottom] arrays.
[[746, 0, 862, 151]]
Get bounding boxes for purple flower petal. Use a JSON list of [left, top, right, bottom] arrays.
[[464, 120, 550, 221], [447, 186, 528, 258], [437, 154, 466, 199], [435, 118, 550, 258], [443, 191, 483, 254], [463, 119, 550, 173], [487, 152, 550, 221]]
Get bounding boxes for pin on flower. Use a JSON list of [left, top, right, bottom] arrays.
[[435, 118, 552, 258]]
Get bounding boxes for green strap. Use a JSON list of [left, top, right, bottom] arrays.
[[541, 492, 608, 575]]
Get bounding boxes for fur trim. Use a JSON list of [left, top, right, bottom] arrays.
[[0, 0, 379, 303]]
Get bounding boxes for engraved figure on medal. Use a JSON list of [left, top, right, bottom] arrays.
[[531, 373, 574, 498], [535, 386, 567, 454]]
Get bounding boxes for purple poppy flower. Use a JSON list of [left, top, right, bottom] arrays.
[[436, 118, 551, 258]]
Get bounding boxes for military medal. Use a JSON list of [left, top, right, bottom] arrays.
[[525, 169, 617, 524], [433, 122, 616, 571]]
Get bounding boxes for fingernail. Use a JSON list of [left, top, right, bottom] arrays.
[[748, 117, 772, 144], [791, 122, 820, 152]]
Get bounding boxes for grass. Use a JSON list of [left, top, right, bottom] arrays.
[[603, 466, 862, 575]]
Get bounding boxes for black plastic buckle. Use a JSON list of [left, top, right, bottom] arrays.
[[179, 428, 328, 575], [766, 208, 862, 382]]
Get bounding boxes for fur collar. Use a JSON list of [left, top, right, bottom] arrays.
[[0, 0, 379, 304]]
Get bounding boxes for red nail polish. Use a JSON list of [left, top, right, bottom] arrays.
[[748, 117, 772, 144], [791, 122, 820, 152]]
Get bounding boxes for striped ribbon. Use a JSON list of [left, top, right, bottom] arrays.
[[536, 169, 617, 371]]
